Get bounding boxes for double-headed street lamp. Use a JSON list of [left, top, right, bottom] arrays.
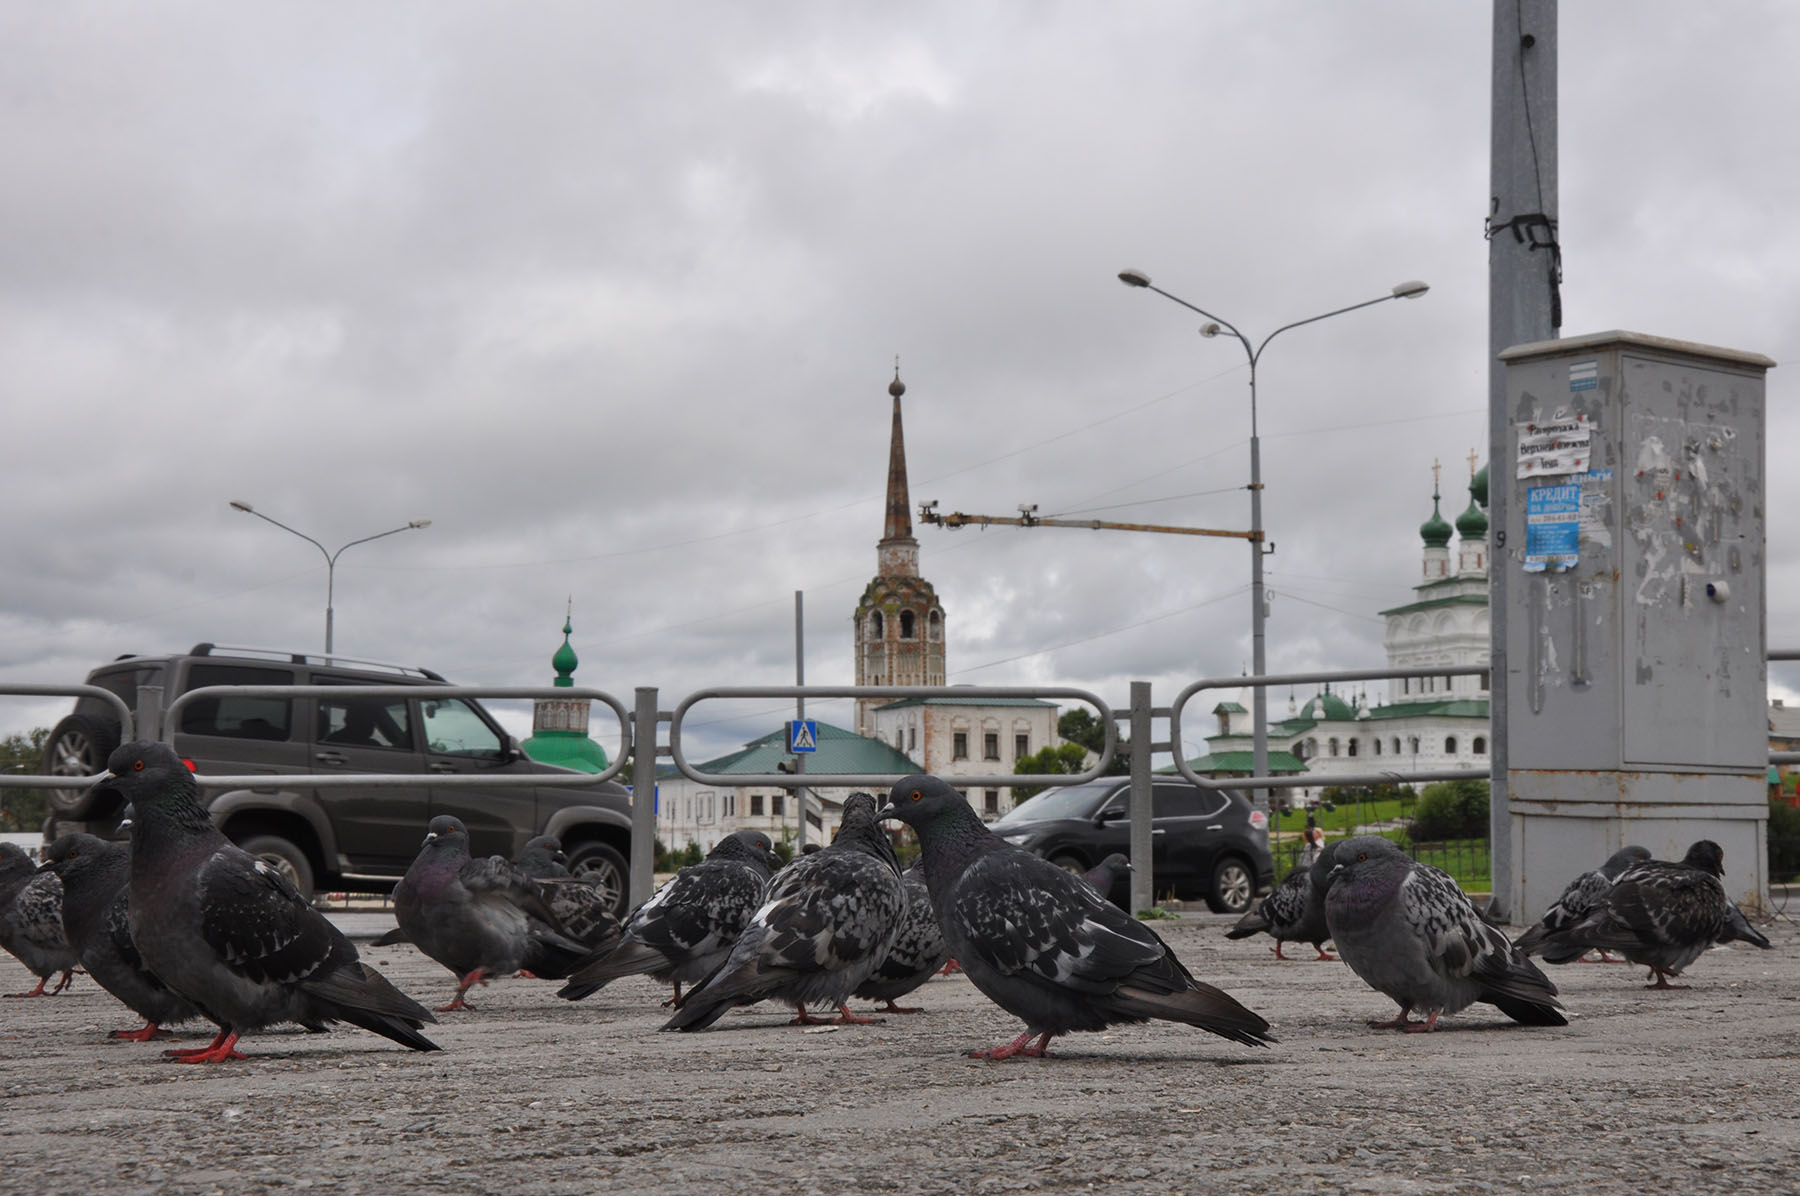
[[1117, 270, 1428, 828], [229, 500, 432, 655]]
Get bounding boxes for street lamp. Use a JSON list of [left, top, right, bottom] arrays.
[[1117, 269, 1427, 831], [228, 500, 432, 654]]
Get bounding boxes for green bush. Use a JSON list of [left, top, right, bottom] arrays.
[[1770, 799, 1800, 882], [1406, 779, 1490, 841]]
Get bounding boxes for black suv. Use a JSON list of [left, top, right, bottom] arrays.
[[43, 644, 634, 912], [989, 778, 1273, 913]]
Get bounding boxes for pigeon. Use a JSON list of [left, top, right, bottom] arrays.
[[559, 829, 778, 1004], [1718, 902, 1773, 950], [1227, 843, 1338, 962], [515, 835, 572, 881], [0, 843, 79, 998], [1520, 840, 1754, 988], [534, 875, 625, 955], [1082, 853, 1134, 905], [876, 774, 1273, 1059], [393, 815, 591, 1011], [40, 833, 201, 1040], [100, 740, 438, 1061], [854, 860, 950, 1013], [1322, 835, 1565, 1032], [1514, 845, 1654, 964], [662, 793, 904, 1031]]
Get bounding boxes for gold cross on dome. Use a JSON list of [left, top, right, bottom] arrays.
[[1468, 447, 1479, 477], [1432, 458, 1442, 492]]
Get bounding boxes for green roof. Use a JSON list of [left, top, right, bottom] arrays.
[[1170, 751, 1309, 775], [1378, 593, 1490, 617], [697, 720, 920, 776], [522, 734, 610, 773], [1361, 699, 1489, 721], [1212, 701, 1248, 714]]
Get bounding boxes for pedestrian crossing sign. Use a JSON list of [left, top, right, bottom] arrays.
[[788, 720, 819, 753]]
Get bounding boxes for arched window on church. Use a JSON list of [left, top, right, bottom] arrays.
[[870, 611, 884, 638], [1328, 738, 1339, 757], [1445, 735, 1458, 755], [1372, 738, 1382, 757], [1347, 738, 1358, 757], [1473, 736, 1487, 755], [1409, 736, 1420, 754], [928, 610, 942, 641], [1392, 737, 1401, 755], [900, 610, 916, 639]]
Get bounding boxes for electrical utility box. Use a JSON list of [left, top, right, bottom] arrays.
[[1498, 330, 1774, 918]]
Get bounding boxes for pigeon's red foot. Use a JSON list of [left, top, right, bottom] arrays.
[[833, 1004, 883, 1025], [440, 967, 490, 1010], [1313, 948, 1338, 961], [3, 981, 49, 998], [968, 1029, 1053, 1060], [660, 982, 685, 1009], [164, 1029, 246, 1063], [1270, 943, 1289, 960], [109, 1022, 174, 1042], [1399, 1011, 1442, 1034], [1646, 971, 1688, 991], [1368, 1006, 1419, 1030], [516, 969, 539, 980], [788, 1005, 834, 1026], [938, 960, 962, 976]]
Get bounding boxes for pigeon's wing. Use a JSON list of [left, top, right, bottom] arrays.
[[1515, 867, 1611, 955], [752, 853, 903, 974], [864, 870, 948, 983], [1399, 863, 1560, 1008], [634, 862, 767, 954], [540, 879, 623, 950], [1573, 863, 1727, 952], [12, 874, 69, 955], [950, 853, 1167, 995], [461, 855, 564, 928], [1260, 867, 1311, 933], [197, 849, 351, 986]]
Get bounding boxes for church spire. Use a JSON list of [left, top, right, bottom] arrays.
[[879, 361, 919, 577]]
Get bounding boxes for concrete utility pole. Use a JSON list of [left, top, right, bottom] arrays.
[[1487, 0, 1559, 920]]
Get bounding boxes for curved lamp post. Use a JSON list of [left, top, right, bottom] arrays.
[[1116, 270, 1428, 829], [229, 500, 432, 654]]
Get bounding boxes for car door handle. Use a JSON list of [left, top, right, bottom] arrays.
[[314, 751, 348, 766], [1206, 824, 1223, 832], [1151, 828, 1166, 835], [428, 762, 459, 774]]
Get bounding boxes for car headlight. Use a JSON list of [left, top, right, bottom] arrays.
[[998, 831, 1034, 845]]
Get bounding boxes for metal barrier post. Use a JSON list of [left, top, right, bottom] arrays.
[[630, 687, 658, 908], [136, 685, 163, 743], [1127, 681, 1154, 914]]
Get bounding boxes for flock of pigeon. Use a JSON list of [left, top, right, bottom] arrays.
[[0, 743, 1777, 1063]]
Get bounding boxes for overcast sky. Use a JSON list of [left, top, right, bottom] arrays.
[[5, 2, 1798, 764]]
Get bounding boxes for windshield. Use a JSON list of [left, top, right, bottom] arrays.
[[992, 782, 1114, 827]]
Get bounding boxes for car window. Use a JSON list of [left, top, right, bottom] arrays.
[[1152, 783, 1230, 819], [992, 782, 1113, 826], [420, 698, 503, 757], [179, 665, 294, 741], [316, 693, 413, 751], [77, 664, 165, 720]]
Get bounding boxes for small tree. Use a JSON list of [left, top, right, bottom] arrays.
[[0, 728, 50, 834], [1011, 741, 1091, 802], [1057, 709, 1128, 775], [1407, 779, 1490, 841]]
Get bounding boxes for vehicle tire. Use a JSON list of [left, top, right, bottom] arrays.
[[1206, 855, 1256, 915], [1049, 853, 1088, 877], [42, 714, 122, 816], [564, 840, 629, 918], [237, 833, 316, 903]]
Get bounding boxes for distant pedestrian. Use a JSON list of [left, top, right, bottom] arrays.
[[1298, 826, 1325, 869]]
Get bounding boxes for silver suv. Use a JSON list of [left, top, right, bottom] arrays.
[[44, 643, 634, 911]]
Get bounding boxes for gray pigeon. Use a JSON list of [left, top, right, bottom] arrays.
[[559, 829, 778, 1004], [854, 860, 950, 1013], [0, 843, 78, 998], [662, 794, 904, 1031], [1322, 836, 1564, 1031], [1514, 845, 1653, 964], [393, 815, 590, 1011], [515, 835, 572, 881], [41, 833, 200, 1039], [1522, 840, 1759, 988], [1227, 843, 1337, 961], [1082, 853, 1134, 906], [101, 740, 438, 1061], [876, 775, 1273, 1059], [1718, 902, 1774, 950]]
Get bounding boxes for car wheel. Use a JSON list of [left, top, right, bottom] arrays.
[[564, 840, 629, 917], [1049, 853, 1087, 877], [237, 833, 316, 902], [1206, 855, 1256, 914], [42, 714, 122, 817]]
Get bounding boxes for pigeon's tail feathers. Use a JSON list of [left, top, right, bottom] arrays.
[[557, 939, 669, 1001], [1108, 981, 1276, 1048], [1224, 907, 1269, 940], [658, 928, 779, 1032], [519, 933, 592, 981], [1534, 943, 1591, 966], [1511, 923, 1551, 957], [657, 989, 744, 1032], [1483, 991, 1569, 1027], [1721, 906, 1773, 950], [1733, 923, 1774, 951], [300, 960, 440, 1051], [369, 926, 411, 947]]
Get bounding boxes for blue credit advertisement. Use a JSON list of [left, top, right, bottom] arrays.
[[1524, 482, 1581, 572]]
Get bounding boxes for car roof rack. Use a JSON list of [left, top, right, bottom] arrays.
[[188, 643, 446, 681]]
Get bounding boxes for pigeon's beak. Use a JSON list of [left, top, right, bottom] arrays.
[[117, 804, 136, 831], [1328, 862, 1347, 881], [873, 801, 899, 820], [1123, 861, 1136, 872]]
